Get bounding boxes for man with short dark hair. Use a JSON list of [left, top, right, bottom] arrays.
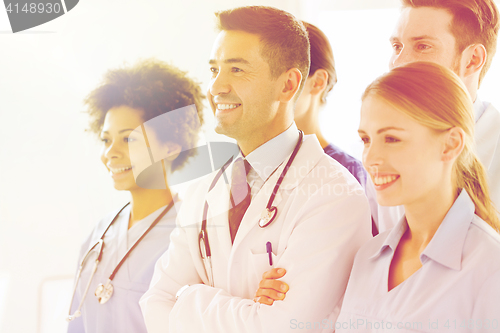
[[377, 0, 500, 231], [140, 6, 371, 333]]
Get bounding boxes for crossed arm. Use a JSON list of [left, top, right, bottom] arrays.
[[140, 181, 371, 333]]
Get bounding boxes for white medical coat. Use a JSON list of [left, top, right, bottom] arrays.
[[68, 202, 178, 333], [140, 135, 372, 333], [377, 101, 500, 232]]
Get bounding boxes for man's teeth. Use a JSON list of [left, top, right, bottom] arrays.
[[110, 167, 132, 174], [374, 175, 398, 186], [217, 104, 239, 110]]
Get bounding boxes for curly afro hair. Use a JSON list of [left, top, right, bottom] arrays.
[[85, 59, 205, 171]]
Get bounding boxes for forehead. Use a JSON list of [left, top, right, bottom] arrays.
[[210, 30, 265, 64], [360, 95, 416, 130], [102, 105, 144, 131], [394, 6, 456, 43]]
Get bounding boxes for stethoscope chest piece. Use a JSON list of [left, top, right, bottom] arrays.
[[259, 206, 277, 228], [95, 281, 114, 304]]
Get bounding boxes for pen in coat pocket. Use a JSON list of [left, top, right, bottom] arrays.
[[266, 241, 273, 267]]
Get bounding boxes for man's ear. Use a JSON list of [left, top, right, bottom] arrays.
[[309, 69, 328, 96], [279, 68, 302, 102], [441, 127, 465, 162], [462, 44, 486, 78]]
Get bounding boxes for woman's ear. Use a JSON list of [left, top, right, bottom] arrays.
[[441, 127, 465, 162], [309, 69, 328, 96], [164, 142, 182, 161]]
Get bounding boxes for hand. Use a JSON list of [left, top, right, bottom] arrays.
[[253, 268, 289, 306]]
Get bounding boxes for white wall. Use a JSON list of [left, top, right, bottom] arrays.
[[1, 0, 499, 332]]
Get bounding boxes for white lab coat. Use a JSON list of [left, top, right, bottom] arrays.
[[140, 135, 372, 333], [377, 101, 500, 232]]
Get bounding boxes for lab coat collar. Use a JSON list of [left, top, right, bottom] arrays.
[[370, 190, 475, 271], [230, 134, 324, 250], [244, 122, 300, 183]]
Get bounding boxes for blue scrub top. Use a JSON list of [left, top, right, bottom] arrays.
[[67, 202, 178, 333]]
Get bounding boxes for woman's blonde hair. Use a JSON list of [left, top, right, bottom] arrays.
[[363, 62, 499, 231]]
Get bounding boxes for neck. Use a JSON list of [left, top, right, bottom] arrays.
[[238, 112, 293, 156], [463, 76, 478, 103], [128, 187, 173, 229], [294, 99, 329, 149], [403, 181, 457, 248]]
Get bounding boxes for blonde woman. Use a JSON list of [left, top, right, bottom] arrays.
[[256, 62, 500, 331], [336, 62, 500, 332]]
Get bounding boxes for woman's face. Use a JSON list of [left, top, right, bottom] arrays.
[[100, 105, 148, 192], [358, 95, 446, 207]]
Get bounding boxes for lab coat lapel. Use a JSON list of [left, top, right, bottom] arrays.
[[230, 135, 322, 254], [205, 163, 233, 261], [475, 104, 500, 169]]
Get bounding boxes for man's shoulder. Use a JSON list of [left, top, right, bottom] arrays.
[[477, 101, 500, 127], [475, 101, 500, 150]]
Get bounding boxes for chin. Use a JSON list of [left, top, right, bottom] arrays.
[[112, 181, 135, 192], [376, 194, 403, 207], [214, 122, 239, 140]]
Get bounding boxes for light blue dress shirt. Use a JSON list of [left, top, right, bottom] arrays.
[[336, 190, 500, 332], [244, 122, 299, 198]]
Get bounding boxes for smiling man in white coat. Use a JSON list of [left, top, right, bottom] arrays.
[[376, 0, 500, 231], [139, 6, 371, 333]]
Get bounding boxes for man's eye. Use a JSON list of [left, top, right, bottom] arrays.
[[210, 67, 218, 76], [392, 43, 403, 53], [231, 67, 242, 73], [100, 138, 109, 144], [417, 44, 431, 51]]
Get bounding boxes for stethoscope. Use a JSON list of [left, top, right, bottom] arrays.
[[199, 130, 303, 287], [67, 198, 176, 321]]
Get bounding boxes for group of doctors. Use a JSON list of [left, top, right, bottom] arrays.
[[68, 1, 500, 333]]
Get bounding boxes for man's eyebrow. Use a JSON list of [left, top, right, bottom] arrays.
[[390, 35, 439, 43], [209, 58, 251, 65], [389, 36, 400, 43], [410, 35, 438, 42]]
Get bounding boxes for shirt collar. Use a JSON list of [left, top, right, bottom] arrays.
[[474, 95, 487, 123], [420, 189, 475, 270], [370, 215, 408, 260], [243, 123, 299, 182], [370, 189, 475, 271]]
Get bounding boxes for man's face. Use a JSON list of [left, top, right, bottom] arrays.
[[389, 7, 463, 76], [208, 30, 282, 144]]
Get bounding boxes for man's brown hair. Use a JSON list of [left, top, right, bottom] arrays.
[[402, 0, 499, 85], [215, 6, 310, 92]]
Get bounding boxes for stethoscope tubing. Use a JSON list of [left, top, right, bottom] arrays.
[[198, 130, 303, 287]]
